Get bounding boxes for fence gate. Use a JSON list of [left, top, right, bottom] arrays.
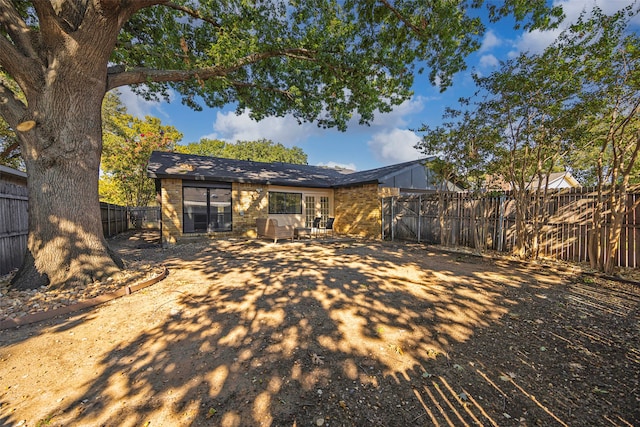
[[129, 206, 161, 229]]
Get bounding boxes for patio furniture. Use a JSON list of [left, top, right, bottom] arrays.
[[256, 218, 294, 243], [322, 217, 335, 238], [313, 217, 335, 238], [311, 217, 322, 238], [294, 227, 312, 239]]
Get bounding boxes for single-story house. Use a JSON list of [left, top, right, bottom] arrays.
[[147, 151, 455, 245]]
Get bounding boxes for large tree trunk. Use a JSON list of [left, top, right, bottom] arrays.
[[9, 6, 125, 290], [12, 141, 124, 289], [11, 88, 124, 290]]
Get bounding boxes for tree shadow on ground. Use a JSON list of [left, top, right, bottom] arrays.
[[0, 234, 638, 426]]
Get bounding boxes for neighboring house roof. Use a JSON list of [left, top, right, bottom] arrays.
[[329, 157, 437, 188], [527, 171, 581, 189], [484, 171, 581, 191], [147, 151, 439, 189]]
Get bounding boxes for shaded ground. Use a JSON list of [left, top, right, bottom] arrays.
[[0, 230, 638, 426]]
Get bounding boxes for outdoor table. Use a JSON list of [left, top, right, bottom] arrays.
[[294, 227, 312, 239]]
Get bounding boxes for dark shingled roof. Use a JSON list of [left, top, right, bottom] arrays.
[[147, 151, 430, 188]]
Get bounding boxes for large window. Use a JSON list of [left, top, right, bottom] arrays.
[[268, 192, 302, 214], [183, 182, 232, 233]]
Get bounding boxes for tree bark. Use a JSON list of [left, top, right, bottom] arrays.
[[12, 128, 124, 289], [588, 193, 604, 271], [8, 3, 126, 290], [512, 189, 529, 259]]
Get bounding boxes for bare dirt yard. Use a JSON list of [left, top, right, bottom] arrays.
[[1, 230, 639, 427]]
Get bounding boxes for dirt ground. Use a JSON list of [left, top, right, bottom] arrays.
[[0, 230, 638, 427]]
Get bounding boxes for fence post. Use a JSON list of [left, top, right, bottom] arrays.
[[391, 196, 395, 241], [381, 198, 385, 240], [498, 195, 505, 252], [417, 194, 421, 243]]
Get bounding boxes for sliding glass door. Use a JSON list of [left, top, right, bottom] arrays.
[[183, 182, 232, 233]]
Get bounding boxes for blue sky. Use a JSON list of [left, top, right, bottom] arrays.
[[118, 0, 637, 172]]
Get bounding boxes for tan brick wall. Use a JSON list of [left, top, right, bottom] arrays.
[[160, 179, 183, 245], [334, 184, 381, 239], [232, 182, 268, 237]]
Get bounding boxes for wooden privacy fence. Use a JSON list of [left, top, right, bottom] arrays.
[[101, 202, 129, 237], [0, 177, 28, 275], [382, 187, 640, 269], [1, 200, 152, 275]]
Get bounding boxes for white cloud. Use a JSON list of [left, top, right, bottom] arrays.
[[480, 30, 503, 52], [311, 96, 427, 132], [512, 28, 563, 55], [369, 97, 426, 128], [116, 86, 172, 118], [479, 54, 500, 68], [207, 109, 318, 146], [204, 95, 426, 145], [512, 0, 639, 55], [367, 128, 422, 164], [556, 0, 637, 22], [316, 161, 357, 171]]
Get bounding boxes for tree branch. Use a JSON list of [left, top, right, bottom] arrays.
[[0, 80, 27, 127], [31, 1, 62, 34], [0, 140, 20, 159], [107, 67, 223, 90], [0, 0, 38, 59], [0, 33, 29, 81], [162, 1, 221, 28], [107, 48, 317, 90], [379, 0, 428, 35]]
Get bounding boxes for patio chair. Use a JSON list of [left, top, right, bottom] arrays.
[[311, 217, 322, 238], [323, 217, 335, 238], [314, 217, 334, 238]]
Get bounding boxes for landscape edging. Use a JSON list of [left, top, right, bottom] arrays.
[[0, 267, 168, 330]]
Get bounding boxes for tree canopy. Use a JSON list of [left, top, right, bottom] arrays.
[[103, 0, 560, 128], [100, 93, 183, 206], [177, 138, 308, 164]]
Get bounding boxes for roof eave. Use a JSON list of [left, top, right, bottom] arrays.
[[331, 179, 380, 188], [149, 172, 333, 188]]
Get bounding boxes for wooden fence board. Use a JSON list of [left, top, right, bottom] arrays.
[[382, 186, 640, 269], [0, 180, 29, 275]]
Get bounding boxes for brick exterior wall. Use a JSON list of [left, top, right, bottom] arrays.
[[334, 183, 381, 239], [232, 182, 268, 237], [160, 179, 183, 245]]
